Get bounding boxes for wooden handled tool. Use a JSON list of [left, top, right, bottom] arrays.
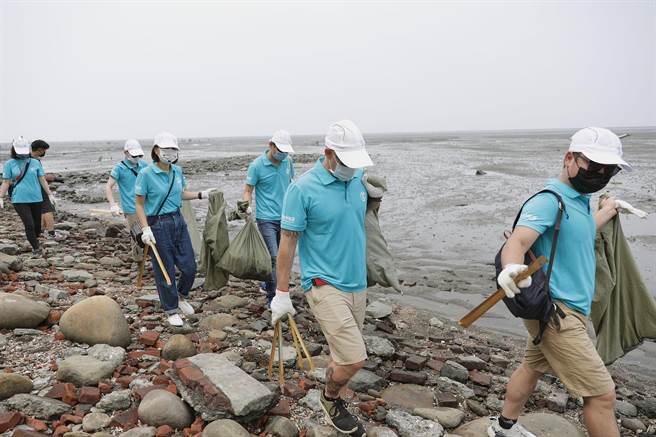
[[459, 256, 546, 328], [267, 315, 315, 386], [148, 242, 172, 286], [136, 245, 150, 289]]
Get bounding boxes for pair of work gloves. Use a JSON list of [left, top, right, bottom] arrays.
[[0, 194, 57, 210], [498, 196, 648, 299], [270, 173, 384, 325]]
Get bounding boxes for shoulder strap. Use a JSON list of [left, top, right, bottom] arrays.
[[512, 189, 566, 292], [154, 169, 176, 217], [12, 159, 32, 188], [121, 161, 139, 177]]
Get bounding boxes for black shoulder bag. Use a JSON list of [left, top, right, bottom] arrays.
[[121, 162, 139, 177], [8, 159, 32, 198], [130, 171, 176, 248], [494, 189, 567, 345]]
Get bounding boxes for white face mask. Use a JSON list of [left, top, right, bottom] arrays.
[[159, 149, 178, 163], [329, 155, 356, 182], [126, 155, 140, 164]]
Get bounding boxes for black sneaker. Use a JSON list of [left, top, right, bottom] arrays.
[[320, 390, 361, 434]]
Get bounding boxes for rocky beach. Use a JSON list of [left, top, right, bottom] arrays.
[[1, 185, 656, 436]]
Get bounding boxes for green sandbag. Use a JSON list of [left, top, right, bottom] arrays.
[[592, 214, 656, 365], [199, 191, 230, 290], [364, 175, 403, 294], [218, 215, 272, 281]]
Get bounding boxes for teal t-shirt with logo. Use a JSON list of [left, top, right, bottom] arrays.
[[2, 158, 45, 203], [516, 178, 596, 315], [281, 157, 367, 292], [110, 159, 148, 214], [246, 151, 294, 221], [134, 163, 186, 216]]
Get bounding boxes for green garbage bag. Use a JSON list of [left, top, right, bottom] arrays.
[[364, 175, 403, 294], [219, 214, 272, 281], [199, 191, 230, 290], [181, 200, 201, 258], [592, 214, 656, 365]]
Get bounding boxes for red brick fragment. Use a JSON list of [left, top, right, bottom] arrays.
[[268, 399, 291, 417], [110, 407, 138, 430], [177, 366, 204, 385], [12, 430, 47, 437], [60, 414, 82, 425], [98, 382, 112, 394], [139, 331, 160, 346], [117, 375, 135, 387], [53, 425, 69, 437], [189, 417, 204, 434], [24, 417, 48, 432], [78, 386, 101, 405], [0, 411, 22, 433], [54, 331, 66, 341], [156, 425, 174, 437]]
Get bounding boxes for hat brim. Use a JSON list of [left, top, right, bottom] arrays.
[[273, 142, 295, 153], [14, 145, 30, 155], [156, 144, 179, 150], [574, 147, 632, 172], [335, 148, 373, 168], [127, 148, 145, 157]]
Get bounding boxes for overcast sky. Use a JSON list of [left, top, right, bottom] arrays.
[[1, 1, 654, 142]]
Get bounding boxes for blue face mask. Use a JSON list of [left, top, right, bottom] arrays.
[[273, 150, 288, 161], [330, 156, 356, 181]]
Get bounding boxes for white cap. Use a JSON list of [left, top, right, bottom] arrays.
[[569, 127, 631, 171], [123, 138, 144, 157], [153, 131, 179, 150], [270, 130, 294, 153], [11, 136, 30, 155], [325, 120, 373, 168]]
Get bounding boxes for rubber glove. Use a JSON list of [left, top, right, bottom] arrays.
[[271, 289, 296, 325], [497, 264, 533, 298], [616, 199, 648, 218], [141, 226, 156, 246], [246, 206, 253, 215], [49, 195, 57, 208], [200, 188, 219, 199], [110, 203, 122, 216]]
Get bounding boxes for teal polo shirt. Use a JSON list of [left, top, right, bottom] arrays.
[[110, 159, 148, 214], [281, 157, 368, 292], [2, 158, 45, 203], [134, 163, 186, 217], [516, 178, 596, 315], [246, 151, 295, 221]]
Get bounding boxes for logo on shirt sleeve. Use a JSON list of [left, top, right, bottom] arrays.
[[360, 191, 367, 202], [282, 215, 296, 223], [524, 213, 539, 221]]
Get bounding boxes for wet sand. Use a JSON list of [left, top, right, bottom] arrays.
[[40, 129, 656, 377]]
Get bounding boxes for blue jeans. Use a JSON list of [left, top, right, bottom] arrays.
[[147, 211, 197, 314], [257, 219, 280, 303]]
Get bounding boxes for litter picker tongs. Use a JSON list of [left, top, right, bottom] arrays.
[[268, 315, 315, 386]]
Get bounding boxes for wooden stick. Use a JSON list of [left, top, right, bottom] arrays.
[[288, 316, 314, 371], [148, 243, 172, 286], [459, 256, 547, 328], [277, 322, 285, 386], [136, 245, 150, 289], [267, 322, 279, 380], [289, 319, 305, 370], [89, 208, 123, 215]]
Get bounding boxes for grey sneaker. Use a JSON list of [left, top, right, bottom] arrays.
[[488, 417, 536, 437], [320, 390, 361, 434]]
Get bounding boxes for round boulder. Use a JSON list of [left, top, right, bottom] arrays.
[[0, 373, 33, 400], [137, 389, 193, 430], [162, 334, 197, 361], [59, 296, 130, 347], [56, 355, 116, 386], [0, 292, 50, 329], [202, 419, 251, 437]]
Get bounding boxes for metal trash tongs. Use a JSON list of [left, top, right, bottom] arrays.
[[268, 314, 315, 386]]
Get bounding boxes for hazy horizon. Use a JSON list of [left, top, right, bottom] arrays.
[[1, 1, 654, 143]]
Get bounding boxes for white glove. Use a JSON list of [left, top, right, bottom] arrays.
[[200, 188, 219, 199], [49, 195, 57, 208], [616, 199, 648, 218], [110, 203, 122, 216], [141, 226, 156, 246], [0, 198, 4, 209], [497, 264, 533, 298], [246, 206, 253, 215], [270, 289, 296, 325]]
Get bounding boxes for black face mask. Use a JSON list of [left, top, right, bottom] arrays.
[[569, 166, 612, 194]]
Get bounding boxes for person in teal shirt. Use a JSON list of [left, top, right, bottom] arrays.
[[0, 136, 55, 255], [492, 127, 632, 437], [135, 132, 216, 328], [105, 139, 149, 261], [242, 129, 295, 303], [273, 120, 376, 436]]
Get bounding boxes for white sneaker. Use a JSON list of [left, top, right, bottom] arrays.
[[167, 314, 184, 327], [487, 417, 536, 437], [178, 298, 195, 315]]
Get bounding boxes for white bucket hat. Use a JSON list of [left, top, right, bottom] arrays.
[[153, 131, 179, 150], [325, 120, 373, 168], [270, 130, 294, 153], [124, 138, 144, 157], [569, 127, 631, 171], [11, 136, 30, 155]]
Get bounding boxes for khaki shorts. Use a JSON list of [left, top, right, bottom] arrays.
[[523, 302, 615, 398], [305, 284, 367, 366]]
